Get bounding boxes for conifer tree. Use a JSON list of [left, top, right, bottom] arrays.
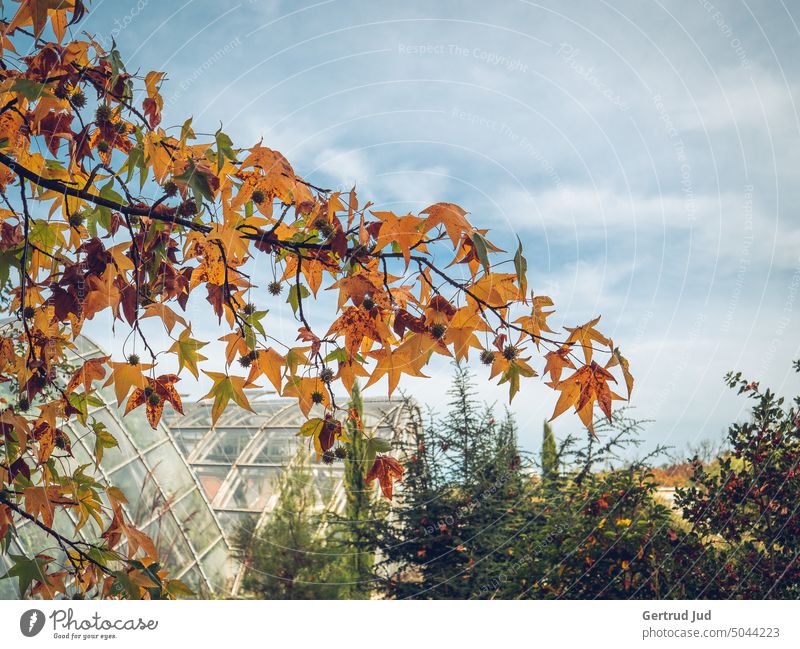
[[233, 450, 344, 599], [541, 420, 559, 485], [340, 381, 377, 598], [372, 364, 529, 598]]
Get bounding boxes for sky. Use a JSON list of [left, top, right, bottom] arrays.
[[74, 0, 800, 456]]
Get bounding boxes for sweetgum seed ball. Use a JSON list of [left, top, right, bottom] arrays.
[[71, 90, 87, 108]]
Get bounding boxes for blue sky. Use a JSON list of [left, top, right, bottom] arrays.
[[76, 0, 800, 455]]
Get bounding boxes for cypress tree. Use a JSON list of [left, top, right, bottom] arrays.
[[341, 381, 376, 598], [541, 420, 558, 485]]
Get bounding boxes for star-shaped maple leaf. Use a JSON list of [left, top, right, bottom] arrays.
[[366, 455, 404, 499]]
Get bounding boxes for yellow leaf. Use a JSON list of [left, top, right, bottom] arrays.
[[201, 372, 255, 425]]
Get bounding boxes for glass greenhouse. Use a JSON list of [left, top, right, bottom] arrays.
[[166, 393, 417, 596], [1, 325, 418, 598], [0, 330, 233, 598]]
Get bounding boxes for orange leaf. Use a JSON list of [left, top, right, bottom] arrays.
[[66, 355, 110, 394], [366, 455, 404, 499]]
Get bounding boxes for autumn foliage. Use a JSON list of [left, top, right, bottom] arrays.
[[0, 1, 632, 598]]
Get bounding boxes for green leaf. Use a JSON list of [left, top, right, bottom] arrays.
[[170, 330, 208, 379], [1, 554, 52, 597], [471, 232, 491, 274], [174, 159, 214, 203], [298, 418, 325, 439], [324, 348, 349, 363], [125, 144, 146, 190], [499, 362, 536, 401], [29, 219, 62, 253], [214, 127, 237, 172], [91, 419, 118, 466], [364, 436, 392, 474], [180, 117, 195, 142], [244, 309, 268, 338], [0, 247, 19, 287], [166, 579, 195, 598], [97, 181, 124, 231], [109, 570, 142, 599], [67, 392, 89, 425], [287, 283, 310, 315], [513, 235, 528, 297], [10, 79, 52, 101], [102, 42, 129, 101]]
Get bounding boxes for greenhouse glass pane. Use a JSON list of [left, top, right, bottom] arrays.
[[120, 406, 165, 451], [215, 511, 258, 538], [194, 466, 229, 503], [108, 460, 162, 523], [200, 428, 254, 464], [144, 440, 192, 498], [145, 513, 194, 573], [199, 538, 232, 595], [171, 488, 220, 553], [226, 467, 281, 511]]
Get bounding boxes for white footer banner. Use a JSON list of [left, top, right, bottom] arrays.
[[1, 600, 798, 648]]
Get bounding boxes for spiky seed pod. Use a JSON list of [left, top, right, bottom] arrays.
[[95, 104, 112, 123], [334, 445, 348, 460], [319, 367, 335, 383], [71, 89, 87, 108], [321, 450, 336, 465], [127, 354, 140, 366], [311, 390, 325, 405], [314, 219, 334, 238], [251, 189, 266, 204], [503, 345, 518, 361], [147, 393, 161, 407], [177, 199, 197, 216], [480, 349, 495, 365], [68, 213, 84, 228], [144, 386, 154, 398], [238, 353, 254, 368], [22, 306, 35, 319], [362, 297, 375, 311], [242, 303, 257, 316], [164, 181, 178, 197], [54, 84, 69, 99], [267, 281, 282, 296], [431, 323, 447, 339], [17, 397, 30, 412]]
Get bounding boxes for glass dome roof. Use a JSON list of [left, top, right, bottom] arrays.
[[0, 329, 233, 598]]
